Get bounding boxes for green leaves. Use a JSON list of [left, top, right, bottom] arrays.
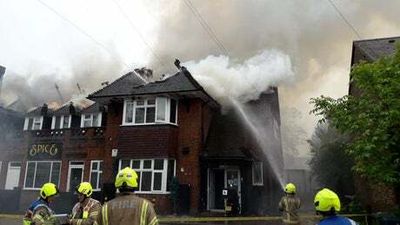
[[310, 47, 400, 185]]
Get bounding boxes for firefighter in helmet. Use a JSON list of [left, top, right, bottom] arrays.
[[279, 183, 301, 225], [314, 188, 357, 225], [96, 167, 158, 225], [70, 182, 101, 225], [23, 182, 59, 225]]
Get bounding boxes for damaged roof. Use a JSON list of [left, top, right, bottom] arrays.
[[89, 68, 219, 108], [353, 36, 400, 62], [89, 71, 146, 98]]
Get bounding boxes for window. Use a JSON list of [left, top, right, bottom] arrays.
[[90, 160, 103, 191], [24, 161, 61, 189], [252, 161, 263, 186], [81, 113, 102, 128], [123, 97, 178, 125], [118, 159, 175, 193], [52, 115, 71, 129], [24, 116, 43, 130]]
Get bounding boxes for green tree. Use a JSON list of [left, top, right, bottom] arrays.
[[309, 123, 354, 197], [311, 48, 400, 185]]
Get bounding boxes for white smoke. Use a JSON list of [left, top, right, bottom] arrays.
[[184, 49, 294, 107]]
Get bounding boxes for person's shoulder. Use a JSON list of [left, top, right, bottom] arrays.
[[89, 198, 101, 205]]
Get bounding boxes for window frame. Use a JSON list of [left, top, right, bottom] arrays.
[[118, 159, 176, 194], [252, 161, 264, 186], [122, 97, 178, 126], [51, 115, 71, 129], [80, 113, 102, 128], [23, 161, 62, 190], [89, 160, 103, 191], [24, 116, 43, 130]]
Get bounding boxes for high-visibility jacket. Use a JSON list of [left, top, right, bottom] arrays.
[[23, 198, 56, 225], [278, 195, 301, 224], [96, 193, 158, 225], [318, 215, 358, 225], [71, 198, 102, 225]]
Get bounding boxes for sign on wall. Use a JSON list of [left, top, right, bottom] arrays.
[[28, 143, 63, 160]]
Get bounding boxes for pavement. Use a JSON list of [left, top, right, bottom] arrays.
[[0, 214, 367, 225]]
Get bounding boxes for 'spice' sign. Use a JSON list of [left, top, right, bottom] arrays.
[[28, 143, 62, 159]]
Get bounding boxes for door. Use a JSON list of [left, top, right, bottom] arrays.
[[225, 169, 241, 211], [67, 161, 84, 192], [5, 162, 21, 190]]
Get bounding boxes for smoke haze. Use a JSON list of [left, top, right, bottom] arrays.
[[147, 0, 400, 158]]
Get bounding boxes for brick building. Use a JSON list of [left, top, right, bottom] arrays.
[[0, 67, 283, 215]]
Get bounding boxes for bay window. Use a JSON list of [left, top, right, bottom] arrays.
[[24, 161, 61, 189], [123, 97, 178, 125], [119, 159, 176, 193]]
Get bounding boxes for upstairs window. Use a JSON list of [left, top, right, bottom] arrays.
[[252, 161, 264, 186], [81, 113, 102, 128], [24, 116, 43, 130], [123, 97, 178, 125], [52, 115, 71, 129]]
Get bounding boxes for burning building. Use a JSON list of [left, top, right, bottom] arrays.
[[0, 66, 283, 215]]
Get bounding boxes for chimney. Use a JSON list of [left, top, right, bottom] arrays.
[[41, 103, 48, 116]]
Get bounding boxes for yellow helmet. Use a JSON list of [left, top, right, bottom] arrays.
[[40, 183, 59, 199], [314, 188, 341, 212], [76, 182, 93, 197], [115, 167, 138, 189], [285, 183, 296, 194]]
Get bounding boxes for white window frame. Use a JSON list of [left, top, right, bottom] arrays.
[[23, 161, 62, 190], [252, 161, 264, 186], [24, 116, 43, 130], [118, 159, 176, 194], [89, 160, 103, 191], [122, 97, 178, 126], [80, 113, 102, 128], [51, 115, 71, 129]]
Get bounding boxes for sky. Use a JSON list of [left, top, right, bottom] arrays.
[[1, 0, 400, 160]]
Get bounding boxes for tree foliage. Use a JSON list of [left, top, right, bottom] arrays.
[[311, 48, 400, 185], [309, 123, 354, 197]]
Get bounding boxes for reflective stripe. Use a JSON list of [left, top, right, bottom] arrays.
[[77, 219, 82, 225], [102, 204, 108, 225], [149, 217, 158, 225], [33, 214, 43, 221], [140, 201, 149, 225]]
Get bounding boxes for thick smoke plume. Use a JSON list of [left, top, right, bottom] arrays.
[[148, 0, 400, 158], [183, 49, 294, 107], [0, 47, 124, 111]]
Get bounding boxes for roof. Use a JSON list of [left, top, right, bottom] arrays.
[[353, 36, 400, 62], [89, 68, 220, 109], [52, 98, 94, 116], [89, 72, 146, 98], [81, 102, 102, 114], [26, 105, 53, 116]]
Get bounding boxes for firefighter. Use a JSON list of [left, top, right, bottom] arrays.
[[314, 188, 357, 225], [279, 183, 301, 225], [69, 182, 101, 225], [23, 182, 59, 225], [96, 167, 158, 225]]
